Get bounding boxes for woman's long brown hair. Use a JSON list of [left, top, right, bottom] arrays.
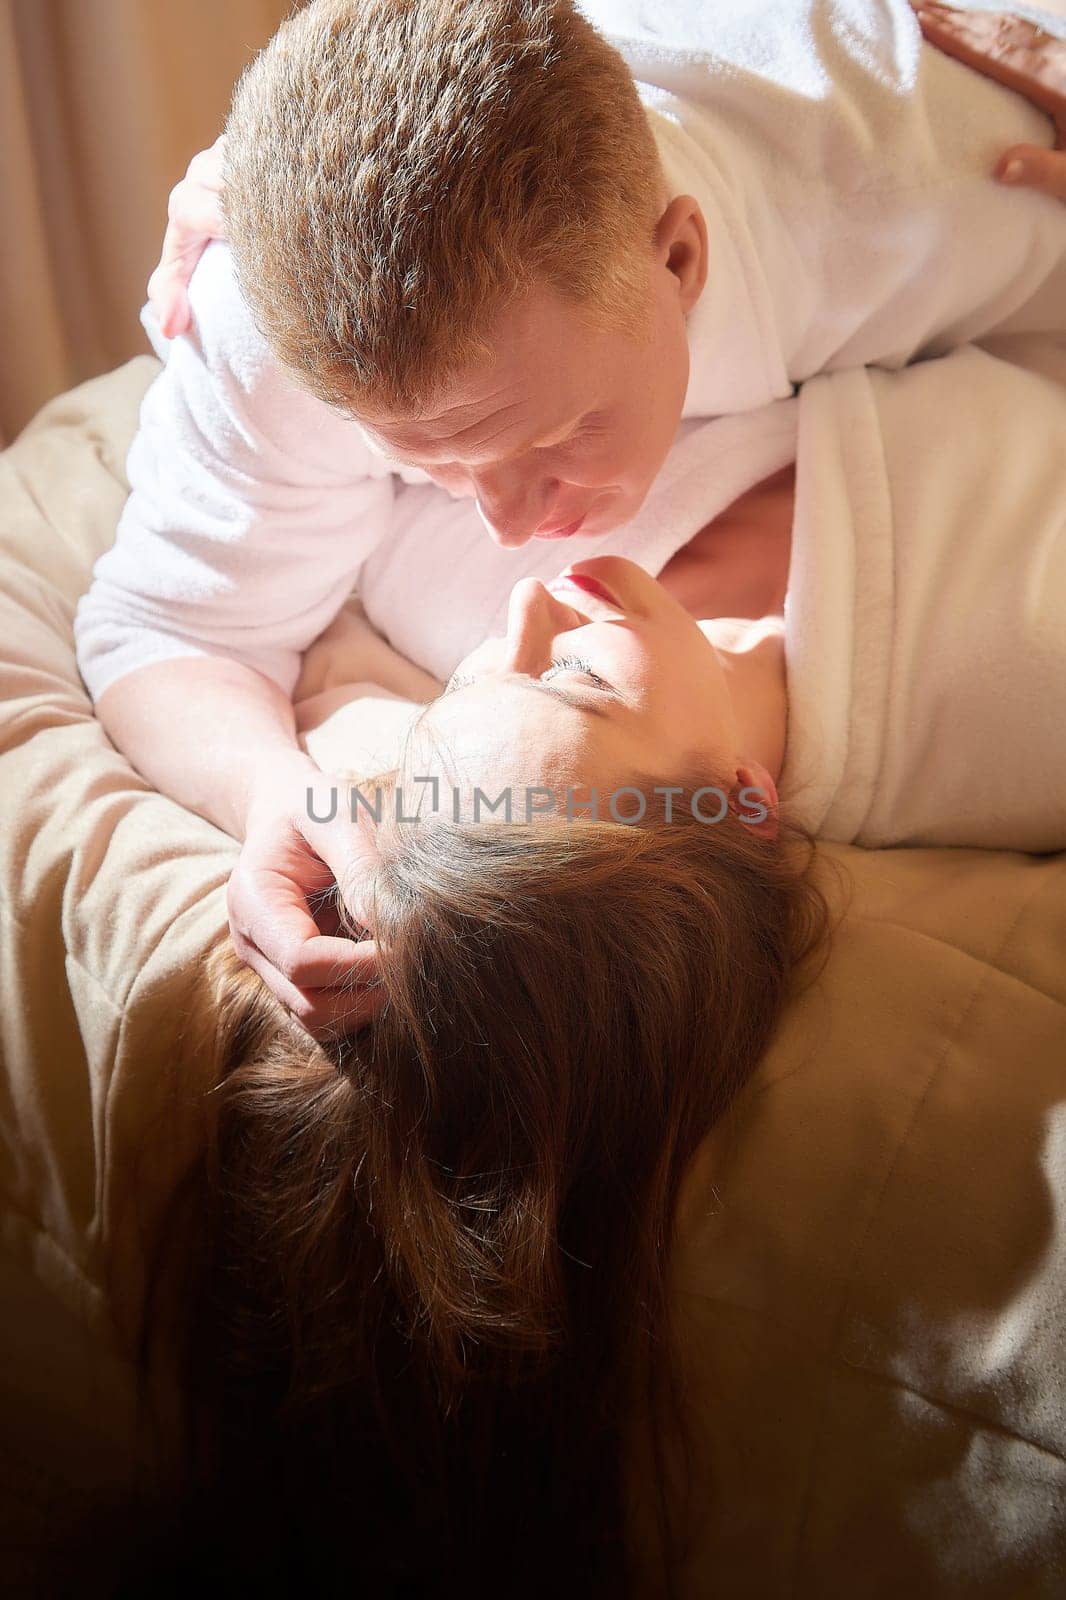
[[130, 771, 833, 1597]]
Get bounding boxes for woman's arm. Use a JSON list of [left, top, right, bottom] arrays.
[[147, 136, 227, 336], [913, 2, 1066, 199]]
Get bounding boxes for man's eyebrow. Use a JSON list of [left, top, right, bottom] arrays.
[[371, 409, 590, 467], [507, 409, 589, 459], [441, 673, 613, 719]]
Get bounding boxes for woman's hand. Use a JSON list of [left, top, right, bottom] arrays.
[[227, 765, 385, 1042], [913, 3, 1066, 199], [147, 135, 228, 338]]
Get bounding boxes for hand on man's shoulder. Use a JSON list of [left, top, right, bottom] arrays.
[[153, 238, 434, 488]]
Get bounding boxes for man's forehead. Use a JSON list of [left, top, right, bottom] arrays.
[[356, 285, 604, 460], [359, 383, 591, 466], [362, 383, 527, 449]]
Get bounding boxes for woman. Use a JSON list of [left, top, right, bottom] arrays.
[[166, 775, 828, 1598], [139, 450, 832, 1599], [130, 323, 1065, 1597], [293, 331, 1066, 860]]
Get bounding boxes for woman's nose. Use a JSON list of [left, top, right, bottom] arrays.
[[500, 579, 578, 674], [473, 464, 557, 549]]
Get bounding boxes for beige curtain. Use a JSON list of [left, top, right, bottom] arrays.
[[0, 0, 294, 444]]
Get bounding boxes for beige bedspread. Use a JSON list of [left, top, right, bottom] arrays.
[[1, 358, 1064, 1597]]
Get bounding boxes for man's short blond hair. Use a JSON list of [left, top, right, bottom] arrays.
[[223, 0, 665, 415]]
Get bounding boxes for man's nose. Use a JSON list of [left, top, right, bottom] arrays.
[[472, 465, 555, 549], [500, 579, 578, 674]]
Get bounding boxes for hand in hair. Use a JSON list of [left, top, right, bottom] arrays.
[[228, 771, 384, 1040], [147, 135, 227, 337], [912, 3, 1066, 199]]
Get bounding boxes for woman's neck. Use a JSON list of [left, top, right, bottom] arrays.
[[700, 616, 789, 784]]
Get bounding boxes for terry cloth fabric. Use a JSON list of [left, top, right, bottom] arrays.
[[580, 0, 1066, 414], [73, 0, 1066, 707], [71, 247, 794, 703], [778, 336, 1066, 852]]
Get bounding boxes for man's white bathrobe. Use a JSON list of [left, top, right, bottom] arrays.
[[74, 0, 1066, 707], [579, 0, 1066, 414]]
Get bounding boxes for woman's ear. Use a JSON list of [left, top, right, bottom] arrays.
[[730, 761, 779, 840]]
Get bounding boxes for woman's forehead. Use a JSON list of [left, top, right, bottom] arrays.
[[409, 682, 622, 785]]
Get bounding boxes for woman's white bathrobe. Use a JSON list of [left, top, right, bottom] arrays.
[[295, 338, 1066, 855], [73, 0, 1066, 706], [779, 338, 1066, 852]]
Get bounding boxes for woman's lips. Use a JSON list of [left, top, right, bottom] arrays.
[[534, 512, 587, 539], [549, 570, 620, 607]]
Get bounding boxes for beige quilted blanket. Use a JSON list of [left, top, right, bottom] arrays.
[[1, 359, 1064, 1597]]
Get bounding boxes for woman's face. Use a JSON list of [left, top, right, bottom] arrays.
[[407, 556, 778, 826]]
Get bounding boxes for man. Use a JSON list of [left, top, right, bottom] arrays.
[[147, 0, 1066, 341], [75, 0, 1066, 1036]]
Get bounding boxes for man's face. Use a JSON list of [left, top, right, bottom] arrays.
[[356, 199, 705, 550]]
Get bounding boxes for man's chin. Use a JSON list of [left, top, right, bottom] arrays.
[[577, 492, 645, 540]]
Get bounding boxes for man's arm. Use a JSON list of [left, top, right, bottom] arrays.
[[77, 245, 397, 696], [95, 654, 316, 842], [76, 242, 398, 1037], [91, 638, 389, 1042]]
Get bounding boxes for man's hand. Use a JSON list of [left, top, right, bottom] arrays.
[[913, 3, 1066, 200], [230, 764, 386, 1041], [147, 135, 228, 337], [93, 655, 389, 1043]]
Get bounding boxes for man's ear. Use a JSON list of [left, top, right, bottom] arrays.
[[729, 760, 779, 840], [654, 193, 709, 315]]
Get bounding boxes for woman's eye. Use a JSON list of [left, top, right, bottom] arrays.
[[444, 655, 609, 697], [541, 654, 608, 688]]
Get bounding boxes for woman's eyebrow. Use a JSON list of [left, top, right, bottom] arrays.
[[440, 673, 613, 719], [522, 678, 612, 718]]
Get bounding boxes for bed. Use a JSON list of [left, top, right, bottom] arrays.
[[1, 357, 1064, 1596]]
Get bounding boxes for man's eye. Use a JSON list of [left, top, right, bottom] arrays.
[[536, 415, 603, 453]]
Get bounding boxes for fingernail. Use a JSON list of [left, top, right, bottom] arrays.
[[161, 298, 186, 338], [999, 159, 1025, 183]]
